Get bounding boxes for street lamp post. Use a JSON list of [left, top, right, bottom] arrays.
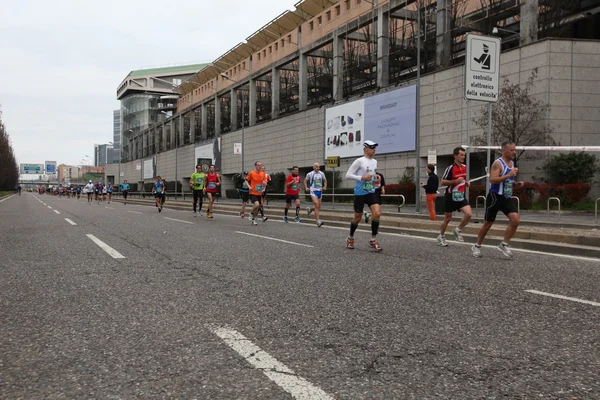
[[220, 73, 244, 175]]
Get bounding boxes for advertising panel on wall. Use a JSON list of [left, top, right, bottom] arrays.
[[194, 138, 221, 172], [325, 85, 416, 158], [143, 158, 154, 180]]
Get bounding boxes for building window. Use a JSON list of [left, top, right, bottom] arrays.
[[258, 53, 261, 60], [317, 16, 322, 26], [274, 43, 278, 51], [356, 0, 361, 4], [335, 5, 340, 16], [281, 39, 285, 48], [243, 62, 246, 69], [288, 34, 292, 43], [309, 21, 314, 31], [326, 11, 331, 21], [345, 0, 350, 10], [263, 49, 266, 57], [269, 46, 272, 54]]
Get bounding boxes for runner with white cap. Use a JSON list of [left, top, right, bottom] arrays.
[[345, 140, 383, 252]]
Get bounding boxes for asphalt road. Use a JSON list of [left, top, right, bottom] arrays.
[[1, 193, 599, 399]]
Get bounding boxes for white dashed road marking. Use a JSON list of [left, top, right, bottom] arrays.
[[86, 234, 125, 259], [235, 231, 314, 248], [65, 218, 77, 226], [164, 217, 194, 225], [53, 210, 61, 214], [525, 290, 600, 307]]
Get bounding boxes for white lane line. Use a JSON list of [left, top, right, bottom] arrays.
[[525, 290, 600, 307], [65, 218, 77, 226], [47, 206, 52, 209], [42, 203, 47, 205], [164, 217, 194, 225], [235, 231, 314, 248], [128, 210, 143, 214], [105, 206, 115, 210], [0, 195, 15, 203], [86, 234, 126, 259], [53, 210, 61, 214], [208, 325, 334, 400]]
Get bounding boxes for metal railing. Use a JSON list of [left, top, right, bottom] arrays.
[[547, 197, 561, 223], [511, 196, 520, 214], [475, 195, 486, 218], [595, 197, 600, 228], [264, 192, 406, 212]]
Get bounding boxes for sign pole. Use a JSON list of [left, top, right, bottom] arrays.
[[486, 102, 492, 196], [332, 167, 335, 210]]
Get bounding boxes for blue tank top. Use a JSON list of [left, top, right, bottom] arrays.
[[154, 181, 164, 194], [490, 158, 514, 198]]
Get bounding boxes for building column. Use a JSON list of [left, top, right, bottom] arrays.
[[436, 0, 452, 69], [178, 115, 184, 146], [520, 0, 538, 45], [333, 31, 344, 101], [189, 111, 196, 144], [161, 124, 167, 152], [230, 88, 238, 129], [249, 78, 257, 126], [377, 8, 389, 88], [201, 103, 208, 140], [299, 52, 308, 111], [142, 132, 147, 158], [271, 66, 280, 119], [215, 96, 221, 135]]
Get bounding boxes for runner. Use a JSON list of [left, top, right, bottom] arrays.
[[258, 166, 271, 221], [284, 166, 302, 223], [120, 180, 130, 205], [102, 184, 108, 202], [238, 171, 250, 218], [437, 146, 472, 247], [203, 165, 220, 218], [245, 161, 267, 225], [189, 164, 206, 217], [107, 183, 113, 204], [304, 162, 327, 227], [95, 182, 102, 203], [85, 180, 94, 204], [472, 141, 522, 258], [153, 175, 165, 212], [364, 171, 385, 223], [345, 140, 383, 252], [76, 185, 81, 200]]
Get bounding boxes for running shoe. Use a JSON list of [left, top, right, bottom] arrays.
[[497, 242, 513, 258], [240, 212, 245, 218], [368, 239, 382, 252], [346, 237, 355, 249], [199, 211, 204, 217], [437, 235, 448, 247], [364, 211, 370, 224], [284, 216, 289, 223], [453, 227, 465, 242], [295, 216, 302, 223], [251, 219, 258, 226], [208, 212, 214, 219], [248, 216, 253, 221], [158, 207, 162, 213], [307, 207, 312, 217], [317, 220, 323, 227], [193, 211, 197, 217], [472, 245, 482, 258], [262, 217, 269, 222]]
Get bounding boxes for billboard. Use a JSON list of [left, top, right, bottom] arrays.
[[325, 85, 416, 158], [45, 161, 57, 174], [194, 138, 221, 172], [143, 157, 155, 180], [20, 164, 44, 174]]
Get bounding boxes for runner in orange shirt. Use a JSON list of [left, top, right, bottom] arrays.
[[245, 161, 267, 226]]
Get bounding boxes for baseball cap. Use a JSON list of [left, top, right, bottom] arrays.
[[364, 140, 378, 148], [89, 180, 92, 183], [243, 171, 249, 174]]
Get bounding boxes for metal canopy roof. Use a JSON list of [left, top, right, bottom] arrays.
[[177, 0, 339, 97]]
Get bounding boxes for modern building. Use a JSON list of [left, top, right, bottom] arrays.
[[105, 0, 600, 198], [113, 109, 121, 162], [94, 144, 114, 167], [116, 63, 209, 162], [58, 165, 81, 184]]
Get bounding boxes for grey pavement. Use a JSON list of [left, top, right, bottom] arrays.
[[1, 193, 599, 399]]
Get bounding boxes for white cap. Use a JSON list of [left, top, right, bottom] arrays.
[[363, 140, 378, 148], [89, 180, 92, 183]]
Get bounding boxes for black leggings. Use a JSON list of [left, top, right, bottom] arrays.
[[193, 189, 204, 212]]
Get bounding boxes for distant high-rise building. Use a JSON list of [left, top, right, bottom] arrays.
[[94, 144, 114, 167], [113, 110, 121, 163]]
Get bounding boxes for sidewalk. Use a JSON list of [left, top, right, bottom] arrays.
[[113, 196, 600, 259]]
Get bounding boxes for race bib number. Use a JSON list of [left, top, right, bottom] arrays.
[[374, 178, 381, 189], [313, 177, 322, 188], [452, 190, 465, 202], [291, 182, 298, 190], [242, 181, 249, 189], [255, 184, 264, 193], [156, 188, 163, 194], [364, 180, 374, 192], [503, 182, 513, 197], [196, 177, 203, 185], [208, 182, 216, 189]]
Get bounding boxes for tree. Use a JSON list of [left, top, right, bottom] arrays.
[[473, 68, 554, 162], [0, 106, 20, 191], [543, 152, 599, 184]]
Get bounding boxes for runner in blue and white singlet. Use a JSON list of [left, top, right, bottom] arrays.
[[304, 162, 327, 227], [473, 141, 522, 259], [344, 140, 383, 252]]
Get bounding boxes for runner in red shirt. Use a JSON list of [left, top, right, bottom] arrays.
[[203, 164, 220, 218], [437, 146, 472, 247], [284, 166, 302, 223]]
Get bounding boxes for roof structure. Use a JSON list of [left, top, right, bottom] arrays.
[[177, 0, 339, 96]]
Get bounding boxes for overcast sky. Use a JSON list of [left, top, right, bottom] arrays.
[[0, 0, 298, 168]]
